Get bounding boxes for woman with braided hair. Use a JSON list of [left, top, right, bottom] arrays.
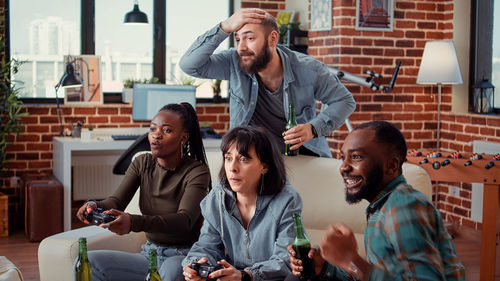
[[74, 102, 211, 281]]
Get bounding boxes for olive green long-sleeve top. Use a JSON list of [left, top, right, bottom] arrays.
[[97, 153, 211, 247]]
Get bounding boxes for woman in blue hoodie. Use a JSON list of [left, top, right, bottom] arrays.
[[179, 126, 302, 281]]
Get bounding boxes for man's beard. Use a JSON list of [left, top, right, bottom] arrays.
[[238, 40, 272, 74], [345, 163, 383, 204]]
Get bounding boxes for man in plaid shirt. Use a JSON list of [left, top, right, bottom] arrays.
[[288, 121, 465, 280]]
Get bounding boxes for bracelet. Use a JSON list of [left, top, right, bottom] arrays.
[[311, 125, 319, 138]]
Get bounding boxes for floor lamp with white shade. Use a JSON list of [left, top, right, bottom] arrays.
[[416, 40, 463, 151]]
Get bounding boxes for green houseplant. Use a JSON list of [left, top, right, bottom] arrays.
[[123, 77, 160, 89], [278, 22, 300, 45], [122, 77, 160, 103], [212, 79, 222, 103], [0, 13, 28, 177]]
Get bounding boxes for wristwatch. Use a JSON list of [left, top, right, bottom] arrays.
[[240, 270, 251, 281], [311, 124, 319, 138]]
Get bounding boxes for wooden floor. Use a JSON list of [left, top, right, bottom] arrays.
[[0, 225, 499, 281]]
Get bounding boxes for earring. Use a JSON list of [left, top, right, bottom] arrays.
[[180, 142, 184, 159], [185, 141, 190, 157]]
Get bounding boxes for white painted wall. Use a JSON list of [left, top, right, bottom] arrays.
[[452, 0, 470, 114], [285, 0, 309, 30]]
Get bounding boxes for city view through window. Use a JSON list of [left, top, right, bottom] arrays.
[[10, 0, 229, 99]]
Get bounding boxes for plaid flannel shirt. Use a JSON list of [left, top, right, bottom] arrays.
[[320, 175, 465, 281]]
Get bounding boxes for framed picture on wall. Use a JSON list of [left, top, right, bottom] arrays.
[[355, 0, 394, 31], [277, 10, 296, 26], [310, 0, 332, 31], [63, 55, 102, 104]]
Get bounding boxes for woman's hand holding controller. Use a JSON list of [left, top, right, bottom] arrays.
[[76, 201, 97, 224], [100, 209, 131, 235]]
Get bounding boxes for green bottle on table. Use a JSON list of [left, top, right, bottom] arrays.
[[75, 237, 92, 281]]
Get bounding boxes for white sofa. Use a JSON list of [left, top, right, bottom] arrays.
[[38, 151, 431, 281]]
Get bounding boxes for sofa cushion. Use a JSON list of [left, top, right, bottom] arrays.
[[285, 155, 369, 243], [205, 152, 432, 249], [38, 151, 431, 281]]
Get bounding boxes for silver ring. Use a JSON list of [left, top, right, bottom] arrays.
[[299, 137, 302, 143]]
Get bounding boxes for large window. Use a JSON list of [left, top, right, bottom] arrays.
[[166, 0, 229, 98], [95, 0, 153, 92], [10, 0, 80, 98], [470, 0, 499, 113], [10, 0, 230, 100]]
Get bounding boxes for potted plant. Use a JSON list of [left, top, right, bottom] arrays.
[[212, 79, 222, 103], [278, 22, 300, 45], [179, 75, 199, 87], [0, 13, 29, 177], [122, 77, 160, 103]]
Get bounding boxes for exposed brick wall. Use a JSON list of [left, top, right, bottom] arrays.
[[243, 0, 500, 229], [2, 0, 500, 231], [0, 103, 229, 185], [305, 0, 500, 229], [241, 0, 286, 16]]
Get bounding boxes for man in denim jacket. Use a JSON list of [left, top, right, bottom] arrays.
[[179, 9, 355, 157]]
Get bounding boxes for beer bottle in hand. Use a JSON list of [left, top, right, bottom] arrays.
[[285, 104, 298, 156], [75, 237, 92, 281], [145, 249, 162, 281], [292, 213, 314, 281]]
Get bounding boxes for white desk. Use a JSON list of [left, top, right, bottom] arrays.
[[53, 134, 222, 231]]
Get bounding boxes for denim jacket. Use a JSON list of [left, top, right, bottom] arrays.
[[179, 24, 356, 157], [181, 182, 302, 281]]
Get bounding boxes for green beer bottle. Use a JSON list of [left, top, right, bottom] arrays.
[[145, 249, 162, 281], [292, 213, 314, 281], [285, 104, 299, 156], [75, 237, 92, 281]]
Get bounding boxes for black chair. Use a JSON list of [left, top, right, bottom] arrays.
[[112, 133, 150, 175]]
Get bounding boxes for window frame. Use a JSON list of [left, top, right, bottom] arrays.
[[9, 0, 233, 104], [469, 0, 499, 113]]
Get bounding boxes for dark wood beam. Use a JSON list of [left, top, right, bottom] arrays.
[[81, 0, 95, 54], [153, 0, 166, 83]]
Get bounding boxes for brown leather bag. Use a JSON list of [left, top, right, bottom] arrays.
[[23, 174, 63, 242]]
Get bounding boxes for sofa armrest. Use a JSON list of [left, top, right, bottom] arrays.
[[38, 225, 146, 281], [38, 189, 146, 281]]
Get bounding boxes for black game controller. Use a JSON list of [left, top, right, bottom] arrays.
[[190, 262, 222, 280], [84, 208, 116, 225]]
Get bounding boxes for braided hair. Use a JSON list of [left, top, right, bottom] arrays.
[[159, 103, 208, 166]]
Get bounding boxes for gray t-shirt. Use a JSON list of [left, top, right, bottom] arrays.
[[249, 75, 286, 153]]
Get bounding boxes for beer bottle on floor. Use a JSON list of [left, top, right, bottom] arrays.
[[285, 104, 298, 156], [145, 249, 162, 281], [75, 237, 91, 281], [292, 213, 315, 281]]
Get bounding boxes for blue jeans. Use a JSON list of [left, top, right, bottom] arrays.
[[73, 240, 190, 281]]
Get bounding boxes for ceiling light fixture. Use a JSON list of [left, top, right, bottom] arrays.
[[124, 0, 149, 25]]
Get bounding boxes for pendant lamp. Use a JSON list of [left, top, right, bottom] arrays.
[[124, 0, 148, 25]]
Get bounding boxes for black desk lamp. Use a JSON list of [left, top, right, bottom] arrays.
[[54, 62, 82, 136]]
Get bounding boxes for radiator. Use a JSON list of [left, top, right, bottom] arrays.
[[72, 151, 125, 201]]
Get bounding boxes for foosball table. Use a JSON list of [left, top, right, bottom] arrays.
[[407, 150, 499, 281]]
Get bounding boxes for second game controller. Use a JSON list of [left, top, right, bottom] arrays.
[[190, 262, 222, 280]]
